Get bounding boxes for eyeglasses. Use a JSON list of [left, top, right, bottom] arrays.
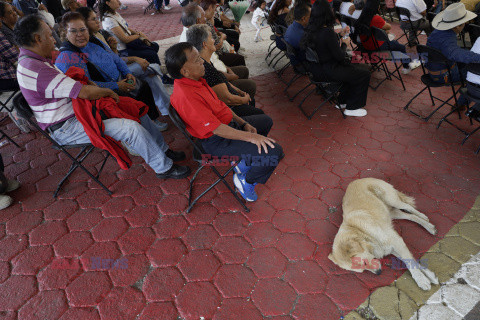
[[67, 27, 88, 35]]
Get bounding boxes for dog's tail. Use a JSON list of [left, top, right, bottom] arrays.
[[397, 191, 416, 208]]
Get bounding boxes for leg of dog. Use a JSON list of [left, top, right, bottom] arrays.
[[389, 232, 436, 291], [391, 209, 437, 235], [388, 191, 430, 222]]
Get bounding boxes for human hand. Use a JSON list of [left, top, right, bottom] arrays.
[[126, 74, 136, 86], [243, 123, 257, 133], [118, 79, 135, 92], [220, 33, 227, 41], [247, 133, 276, 154], [135, 57, 149, 71], [106, 89, 119, 102]]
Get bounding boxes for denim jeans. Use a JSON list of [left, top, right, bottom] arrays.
[[429, 64, 468, 106], [51, 115, 173, 174], [378, 40, 411, 68], [128, 63, 170, 116]]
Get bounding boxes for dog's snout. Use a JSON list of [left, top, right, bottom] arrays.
[[374, 269, 382, 275]]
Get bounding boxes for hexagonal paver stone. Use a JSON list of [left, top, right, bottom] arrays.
[[18, 290, 67, 320], [175, 282, 221, 319], [214, 264, 257, 298], [178, 250, 220, 282], [251, 278, 297, 316], [65, 271, 112, 307], [143, 267, 185, 302]]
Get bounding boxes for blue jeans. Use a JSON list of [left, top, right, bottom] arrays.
[[429, 65, 468, 106], [51, 115, 173, 174], [128, 63, 170, 116], [378, 40, 410, 68]]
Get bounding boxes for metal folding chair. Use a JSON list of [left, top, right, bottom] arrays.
[[168, 104, 249, 213], [404, 45, 464, 121], [396, 6, 426, 46], [12, 92, 113, 198], [0, 88, 20, 148]]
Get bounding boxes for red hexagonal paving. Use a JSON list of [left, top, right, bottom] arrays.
[[1, 4, 480, 319]]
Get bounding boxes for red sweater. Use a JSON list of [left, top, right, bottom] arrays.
[[66, 67, 149, 170]]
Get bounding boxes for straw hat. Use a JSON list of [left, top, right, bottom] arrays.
[[432, 3, 477, 30]]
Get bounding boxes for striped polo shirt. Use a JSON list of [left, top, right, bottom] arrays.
[[17, 48, 83, 130]]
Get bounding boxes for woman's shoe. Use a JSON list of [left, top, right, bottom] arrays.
[[0, 195, 13, 210], [343, 108, 367, 117]]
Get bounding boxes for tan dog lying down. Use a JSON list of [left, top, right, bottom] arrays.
[[328, 178, 439, 291]]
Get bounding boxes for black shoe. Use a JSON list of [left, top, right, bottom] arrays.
[[157, 164, 191, 179], [166, 149, 186, 162]]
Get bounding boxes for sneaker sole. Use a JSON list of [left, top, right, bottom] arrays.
[[157, 167, 191, 179], [233, 174, 256, 202]]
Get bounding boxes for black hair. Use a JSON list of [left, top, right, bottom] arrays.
[[268, 0, 290, 25], [252, 0, 265, 10], [352, 0, 379, 37], [300, 0, 335, 49], [14, 14, 44, 47], [165, 42, 194, 79], [76, 6, 95, 21], [98, 0, 115, 20], [0, 1, 8, 18], [294, 4, 310, 21]]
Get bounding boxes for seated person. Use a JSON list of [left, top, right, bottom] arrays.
[[13, 0, 48, 15], [467, 37, 480, 101], [302, 0, 371, 117], [267, 0, 292, 50], [4, 0, 22, 17], [42, 0, 63, 20], [55, 12, 168, 129], [166, 42, 283, 202], [340, 0, 354, 24], [396, 0, 432, 46], [359, 12, 419, 73], [351, 0, 363, 18], [181, 3, 255, 96], [77, 7, 170, 128], [214, 0, 241, 52], [99, 0, 160, 65], [187, 24, 261, 117], [0, 2, 18, 91], [460, 0, 480, 12], [284, 4, 311, 66], [200, 0, 246, 67], [427, 3, 479, 104], [61, 0, 81, 12], [15, 14, 190, 179]]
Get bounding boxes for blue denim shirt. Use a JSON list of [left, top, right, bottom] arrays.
[[426, 29, 480, 71], [284, 21, 306, 65]]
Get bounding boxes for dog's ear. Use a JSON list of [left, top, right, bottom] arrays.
[[345, 240, 363, 257]]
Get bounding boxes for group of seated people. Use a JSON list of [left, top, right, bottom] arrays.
[[5, 0, 480, 207]]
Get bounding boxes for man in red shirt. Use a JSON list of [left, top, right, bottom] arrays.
[[166, 42, 283, 202]]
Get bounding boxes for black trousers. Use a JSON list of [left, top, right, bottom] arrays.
[[311, 62, 371, 110], [201, 114, 283, 184], [219, 52, 246, 67], [230, 103, 263, 117], [123, 42, 161, 65], [118, 81, 159, 120], [221, 29, 241, 52]]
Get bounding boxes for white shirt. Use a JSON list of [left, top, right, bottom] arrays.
[[395, 0, 427, 21], [251, 7, 266, 26], [179, 26, 188, 42], [467, 38, 480, 84], [102, 12, 130, 51], [352, 10, 361, 19], [339, 2, 355, 28]]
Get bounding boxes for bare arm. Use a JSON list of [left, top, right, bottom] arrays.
[[212, 123, 276, 153], [211, 83, 249, 106], [110, 26, 141, 44], [78, 85, 119, 102]]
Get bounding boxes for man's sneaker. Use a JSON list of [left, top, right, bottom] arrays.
[[157, 164, 191, 179], [0, 195, 13, 210], [335, 104, 347, 109], [343, 108, 367, 117], [233, 173, 258, 202], [164, 5, 172, 10], [401, 67, 411, 74], [154, 119, 169, 131], [166, 149, 186, 162], [233, 159, 250, 175]]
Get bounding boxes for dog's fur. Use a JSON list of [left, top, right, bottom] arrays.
[[328, 178, 439, 291]]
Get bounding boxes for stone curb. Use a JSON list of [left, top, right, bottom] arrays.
[[344, 196, 480, 320]]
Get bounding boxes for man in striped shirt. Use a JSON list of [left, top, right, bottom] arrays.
[[15, 14, 191, 179]]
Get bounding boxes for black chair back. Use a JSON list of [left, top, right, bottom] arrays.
[[396, 6, 411, 21], [468, 24, 480, 46], [168, 104, 188, 133], [371, 26, 389, 43], [305, 47, 319, 64], [12, 93, 34, 121]]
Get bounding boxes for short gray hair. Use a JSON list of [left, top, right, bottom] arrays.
[[186, 24, 211, 52], [181, 3, 202, 27]]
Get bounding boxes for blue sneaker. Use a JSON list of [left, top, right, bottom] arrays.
[[233, 159, 250, 175], [233, 173, 257, 202]]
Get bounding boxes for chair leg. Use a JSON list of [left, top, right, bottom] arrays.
[[404, 86, 428, 116], [462, 124, 480, 145], [212, 165, 250, 212], [0, 129, 20, 148], [287, 82, 313, 102], [267, 50, 282, 67], [271, 52, 286, 69]]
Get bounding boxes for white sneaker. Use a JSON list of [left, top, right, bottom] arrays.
[[0, 195, 13, 210], [335, 104, 347, 109], [164, 5, 172, 10], [409, 59, 421, 69], [343, 108, 367, 117], [388, 33, 395, 41], [401, 67, 411, 74]]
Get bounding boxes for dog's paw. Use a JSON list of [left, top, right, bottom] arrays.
[[411, 270, 432, 291], [426, 223, 437, 235], [422, 268, 439, 285]]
